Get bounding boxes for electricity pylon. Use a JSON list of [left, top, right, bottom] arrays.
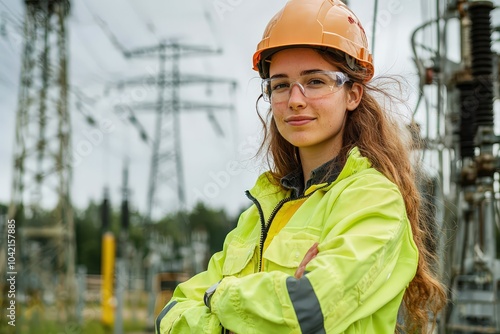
[[5, 0, 76, 319], [114, 40, 236, 325], [115, 41, 236, 225]]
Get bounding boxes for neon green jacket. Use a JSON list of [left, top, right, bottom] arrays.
[[156, 147, 418, 333]]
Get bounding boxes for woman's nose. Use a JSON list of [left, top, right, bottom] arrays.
[[288, 83, 307, 110]]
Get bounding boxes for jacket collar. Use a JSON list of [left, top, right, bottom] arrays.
[[249, 147, 371, 200], [280, 156, 342, 199]]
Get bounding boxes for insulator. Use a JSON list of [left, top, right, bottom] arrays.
[[24, 0, 71, 16], [121, 199, 129, 230], [469, 1, 494, 129], [101, 190, 110, 232], [473, 76, 494, 128], [457, 80, 476, 158]]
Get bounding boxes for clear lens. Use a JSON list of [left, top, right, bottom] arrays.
[[261, 71, 349, 103]]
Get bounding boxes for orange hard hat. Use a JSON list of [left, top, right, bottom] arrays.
[[253, 0, 374, 81]]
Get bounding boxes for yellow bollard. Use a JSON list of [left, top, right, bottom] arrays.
[[101, 231, 115, 327]]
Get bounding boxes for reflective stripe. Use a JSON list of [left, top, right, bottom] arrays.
[[156, 301, 178, 334], [286, 276, 326, 334]]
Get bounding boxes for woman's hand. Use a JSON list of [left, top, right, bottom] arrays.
[[227, 243, 318, 334], [294, 242, 319, 279]]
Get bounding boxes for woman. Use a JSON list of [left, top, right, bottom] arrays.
[[156, 0, 447, 333]]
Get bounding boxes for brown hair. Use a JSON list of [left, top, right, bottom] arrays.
[[256, 49, 447, 333]]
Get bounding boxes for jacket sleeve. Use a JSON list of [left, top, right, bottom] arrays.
[[210, 174, 419, 334], [155, 251, 224, 334], [155, 208, 254, 334]]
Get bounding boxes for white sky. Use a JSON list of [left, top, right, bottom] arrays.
[[1, 0, 498, 218]]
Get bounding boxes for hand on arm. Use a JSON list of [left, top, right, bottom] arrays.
[[294, 242, 319, 279], [226, 240, 317, 334]]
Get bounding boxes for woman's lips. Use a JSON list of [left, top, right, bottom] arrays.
[[285, 117, 315, 126]]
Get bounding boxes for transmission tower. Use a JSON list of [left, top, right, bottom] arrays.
[[114, 41, 236, 325], [4, 0, 76, 319], [115, 41, 236, 224]]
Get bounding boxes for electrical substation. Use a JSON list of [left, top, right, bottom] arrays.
[[2, 0, 500, 333]]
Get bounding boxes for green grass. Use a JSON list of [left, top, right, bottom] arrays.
[[0, 306, 149, 334], [0, 318, 149, 334]]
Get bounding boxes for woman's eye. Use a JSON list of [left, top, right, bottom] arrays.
[[272, 82, 289, 90], [307, 79, 326, 86]]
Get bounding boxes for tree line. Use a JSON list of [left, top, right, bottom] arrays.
[[2, 201, 240, 275]]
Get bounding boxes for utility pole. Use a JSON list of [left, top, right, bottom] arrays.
[[5, 0, 76, 320], [115, 158, 130, 334]]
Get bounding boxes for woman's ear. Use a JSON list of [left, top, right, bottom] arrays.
[[346, 83, 363, 111]]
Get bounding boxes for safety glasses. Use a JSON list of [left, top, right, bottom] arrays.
[[261, 70, 350, 103]]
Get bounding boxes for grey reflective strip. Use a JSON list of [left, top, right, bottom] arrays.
[[156, 301, 178, 334], [286, 276, 326, 334]]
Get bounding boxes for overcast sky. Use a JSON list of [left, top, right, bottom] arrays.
[[1, 0, 498, 219]]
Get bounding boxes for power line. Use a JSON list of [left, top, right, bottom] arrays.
[[71, 24, 117, 82], [0, 66, 18, 88], [125, 0, 158, 38], [81, 0, 129, 54], [198, 0, 223, 49], [0, 0, 23, 28]]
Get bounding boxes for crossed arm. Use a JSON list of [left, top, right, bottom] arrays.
[[156, 177, 415, 333]]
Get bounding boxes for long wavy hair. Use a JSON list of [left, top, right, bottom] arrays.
[[256, 49, 447, 333]]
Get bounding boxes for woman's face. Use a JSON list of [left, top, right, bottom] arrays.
[[268, 48, 361, 158]]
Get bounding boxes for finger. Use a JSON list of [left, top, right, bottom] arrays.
[[295, 267, 304, 278], [310, 242, 319, 253], [299, 243, 319, 269], [302, 243, 319, 263], [295, 243, 319, 278]]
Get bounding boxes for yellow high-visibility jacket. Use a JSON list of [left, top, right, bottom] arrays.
[[156, 147, 418, 333]]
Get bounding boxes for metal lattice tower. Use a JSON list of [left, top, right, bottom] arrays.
[[114, 42, 236, 325], [116, 42, 236, 223], [5, 0, 75, 318]]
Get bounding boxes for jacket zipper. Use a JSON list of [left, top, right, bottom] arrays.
[[218, 185, 328, 332], [219, 192, 278, 333], [245, 189, 324, 272], [220, 187, 328, 333]]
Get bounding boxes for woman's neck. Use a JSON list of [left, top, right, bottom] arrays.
[[299, 147, 338, 186]]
